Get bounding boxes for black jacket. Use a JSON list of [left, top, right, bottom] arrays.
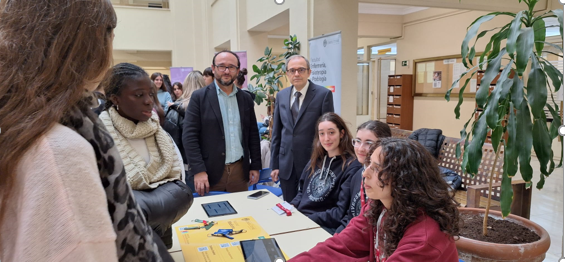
[[290, 156, 362, 230], [335, 167, 366, 233], [163, 102, 186, 164], [182, 84, 262, 186], [408, 128, 445, 159]]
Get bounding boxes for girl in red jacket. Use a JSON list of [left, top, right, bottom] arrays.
[[290, 138, 460, 262]]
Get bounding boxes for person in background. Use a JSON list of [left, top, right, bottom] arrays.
[[100, 62, 192, 250], [92, 83, 107, 115], [183, 51, 261, 196], [202, 67, 215, 86], [290, 113, 361, 234], [271, 55, 334, 202], [151, 72, 173, 111], [151, 81, 166, 126], [0, 0, 171, 261], [162, 74, 173, 97], [290, 138, 460, 262], [164, 71, 206, 188], [235, 68, 248, 90], [171, 82, 183, 101], [335, 120, 391, 234]]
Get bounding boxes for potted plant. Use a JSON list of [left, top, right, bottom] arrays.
[[248, 35, 300, 138], [446, 0, 562, 260]]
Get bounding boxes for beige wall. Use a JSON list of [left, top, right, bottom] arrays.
[[358, 14, 402, 38], [113, 7, 173, 51]]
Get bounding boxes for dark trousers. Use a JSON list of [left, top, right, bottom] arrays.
[[280, 164, 301, 202]]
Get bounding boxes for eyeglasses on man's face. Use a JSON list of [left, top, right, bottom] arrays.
[[287, 67, 308, 75], [215, 64, 239, 72], [352, 139, 375, 149]]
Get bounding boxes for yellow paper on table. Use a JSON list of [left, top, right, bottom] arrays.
[[175, 216, 288, 262]]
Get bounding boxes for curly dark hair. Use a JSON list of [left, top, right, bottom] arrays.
[[364, 138, 459, 257]]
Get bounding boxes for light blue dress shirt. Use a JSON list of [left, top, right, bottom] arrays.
[[157, 89, 172, 111], [215, 81, 244, 164]]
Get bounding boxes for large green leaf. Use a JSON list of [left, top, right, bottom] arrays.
[[457, 110, 477, 159], [515, 27, 534, 76], [532, 118, 552, 176], [486, 62, 513, 128], [526, 67, 547, 119], [462, 15, 496, 68], [479, 40, 493, 70], [448, 71, 477, 118], [541, 60, 563, 92], [553, 9, 564, 38], [477, 49, 507, 108], [506, 11, 525, 59], [536, 41, 564, 54], [506, 102, 519, 177], [511, 71, 524, 108], [466, 112, 489, 175], [516, 102, 533, 183], [533, 19, 546, 56], [501, 153, 514, 217], [491, 125, 504, 152]]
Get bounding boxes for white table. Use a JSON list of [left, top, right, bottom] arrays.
[[168, 227, 332, 261], [169, 190, 322, 253]]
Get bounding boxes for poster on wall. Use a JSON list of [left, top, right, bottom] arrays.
[[170, 67, 193, 85], [309, 31, 342, 114], [234, 51, 248, 89]]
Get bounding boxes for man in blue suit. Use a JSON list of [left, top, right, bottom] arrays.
[[270, 55, 334, 202]]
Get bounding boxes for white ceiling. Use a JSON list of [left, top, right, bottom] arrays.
[[358, 3, 428, 15]]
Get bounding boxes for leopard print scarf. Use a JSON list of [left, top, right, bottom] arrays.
[[62, 93, 166, 261]]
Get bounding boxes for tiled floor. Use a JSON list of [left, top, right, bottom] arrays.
[[526, 158, 563, 262]]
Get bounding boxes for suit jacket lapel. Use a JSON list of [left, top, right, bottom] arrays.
[[295, 81, 316, 124], [281, 87, 295, 128], [207, 85, 224, 134]]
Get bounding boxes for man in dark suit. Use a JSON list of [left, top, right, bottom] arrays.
[[183, 50, 261, 196], [270, 55, 334, 202]]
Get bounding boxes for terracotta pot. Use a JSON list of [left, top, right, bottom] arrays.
[[456, 208, 550, 262]]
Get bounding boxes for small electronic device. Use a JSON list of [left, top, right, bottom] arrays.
[[240, 238, 286, 262], [201, 201, 237, 217], [247, 191, 269, 200]]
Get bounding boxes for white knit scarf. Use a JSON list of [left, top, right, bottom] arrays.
[[100, 107, 181, 190]]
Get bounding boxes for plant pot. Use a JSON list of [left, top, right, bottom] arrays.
[[456, 208, 550, 262]]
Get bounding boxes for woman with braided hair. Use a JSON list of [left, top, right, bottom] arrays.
[[100, 62, 193, 249], [0, 0, 173, 261]]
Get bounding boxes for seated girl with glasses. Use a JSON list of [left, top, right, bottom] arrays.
[[289, 138, 460, 262], [335, 120, 391, 234], [289, 113, 362, 234]]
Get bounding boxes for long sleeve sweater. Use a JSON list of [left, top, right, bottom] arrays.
[[290, 204, 459, 262], [1, 123, 118, 262], [290, 155, 362, 230]]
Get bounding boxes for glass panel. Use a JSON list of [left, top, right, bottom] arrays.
[[378, 59, 395, 119]]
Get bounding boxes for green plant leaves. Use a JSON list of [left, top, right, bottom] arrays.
[[501, 152, 514, 217], [506, 102, 519, 177], [511, 72, 524, 108], [477, 49, 506, 108], [466, 112, 489, 175], [526, 64, 547, 119], [532, 118, 552, 176], [462, 15, 496, 68], [515, 27, 534, 76], [507, 11, 524, 58], [516, 102, 533, 183], [486, 62, 513, 129], [533, 19, 546, 56], [541, 60, 562, 93]]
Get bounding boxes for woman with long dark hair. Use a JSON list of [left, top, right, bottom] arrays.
[[335, 120, 391, 233], [290, 113, 362, 234], [290, 138, 460, 261], [0, 1, 169, 261], [151, 72, 173, 111]]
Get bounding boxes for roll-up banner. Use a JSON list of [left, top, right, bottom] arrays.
[[309, 31, 342, 114], [170, 67, 193, 85]]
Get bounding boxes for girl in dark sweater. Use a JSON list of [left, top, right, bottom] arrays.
[[336, 120, 391, 233], [290, 113, 362, 233], [290, 138, 460, 262]]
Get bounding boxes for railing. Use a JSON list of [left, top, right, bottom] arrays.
[[111, 0, 169, 9]]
